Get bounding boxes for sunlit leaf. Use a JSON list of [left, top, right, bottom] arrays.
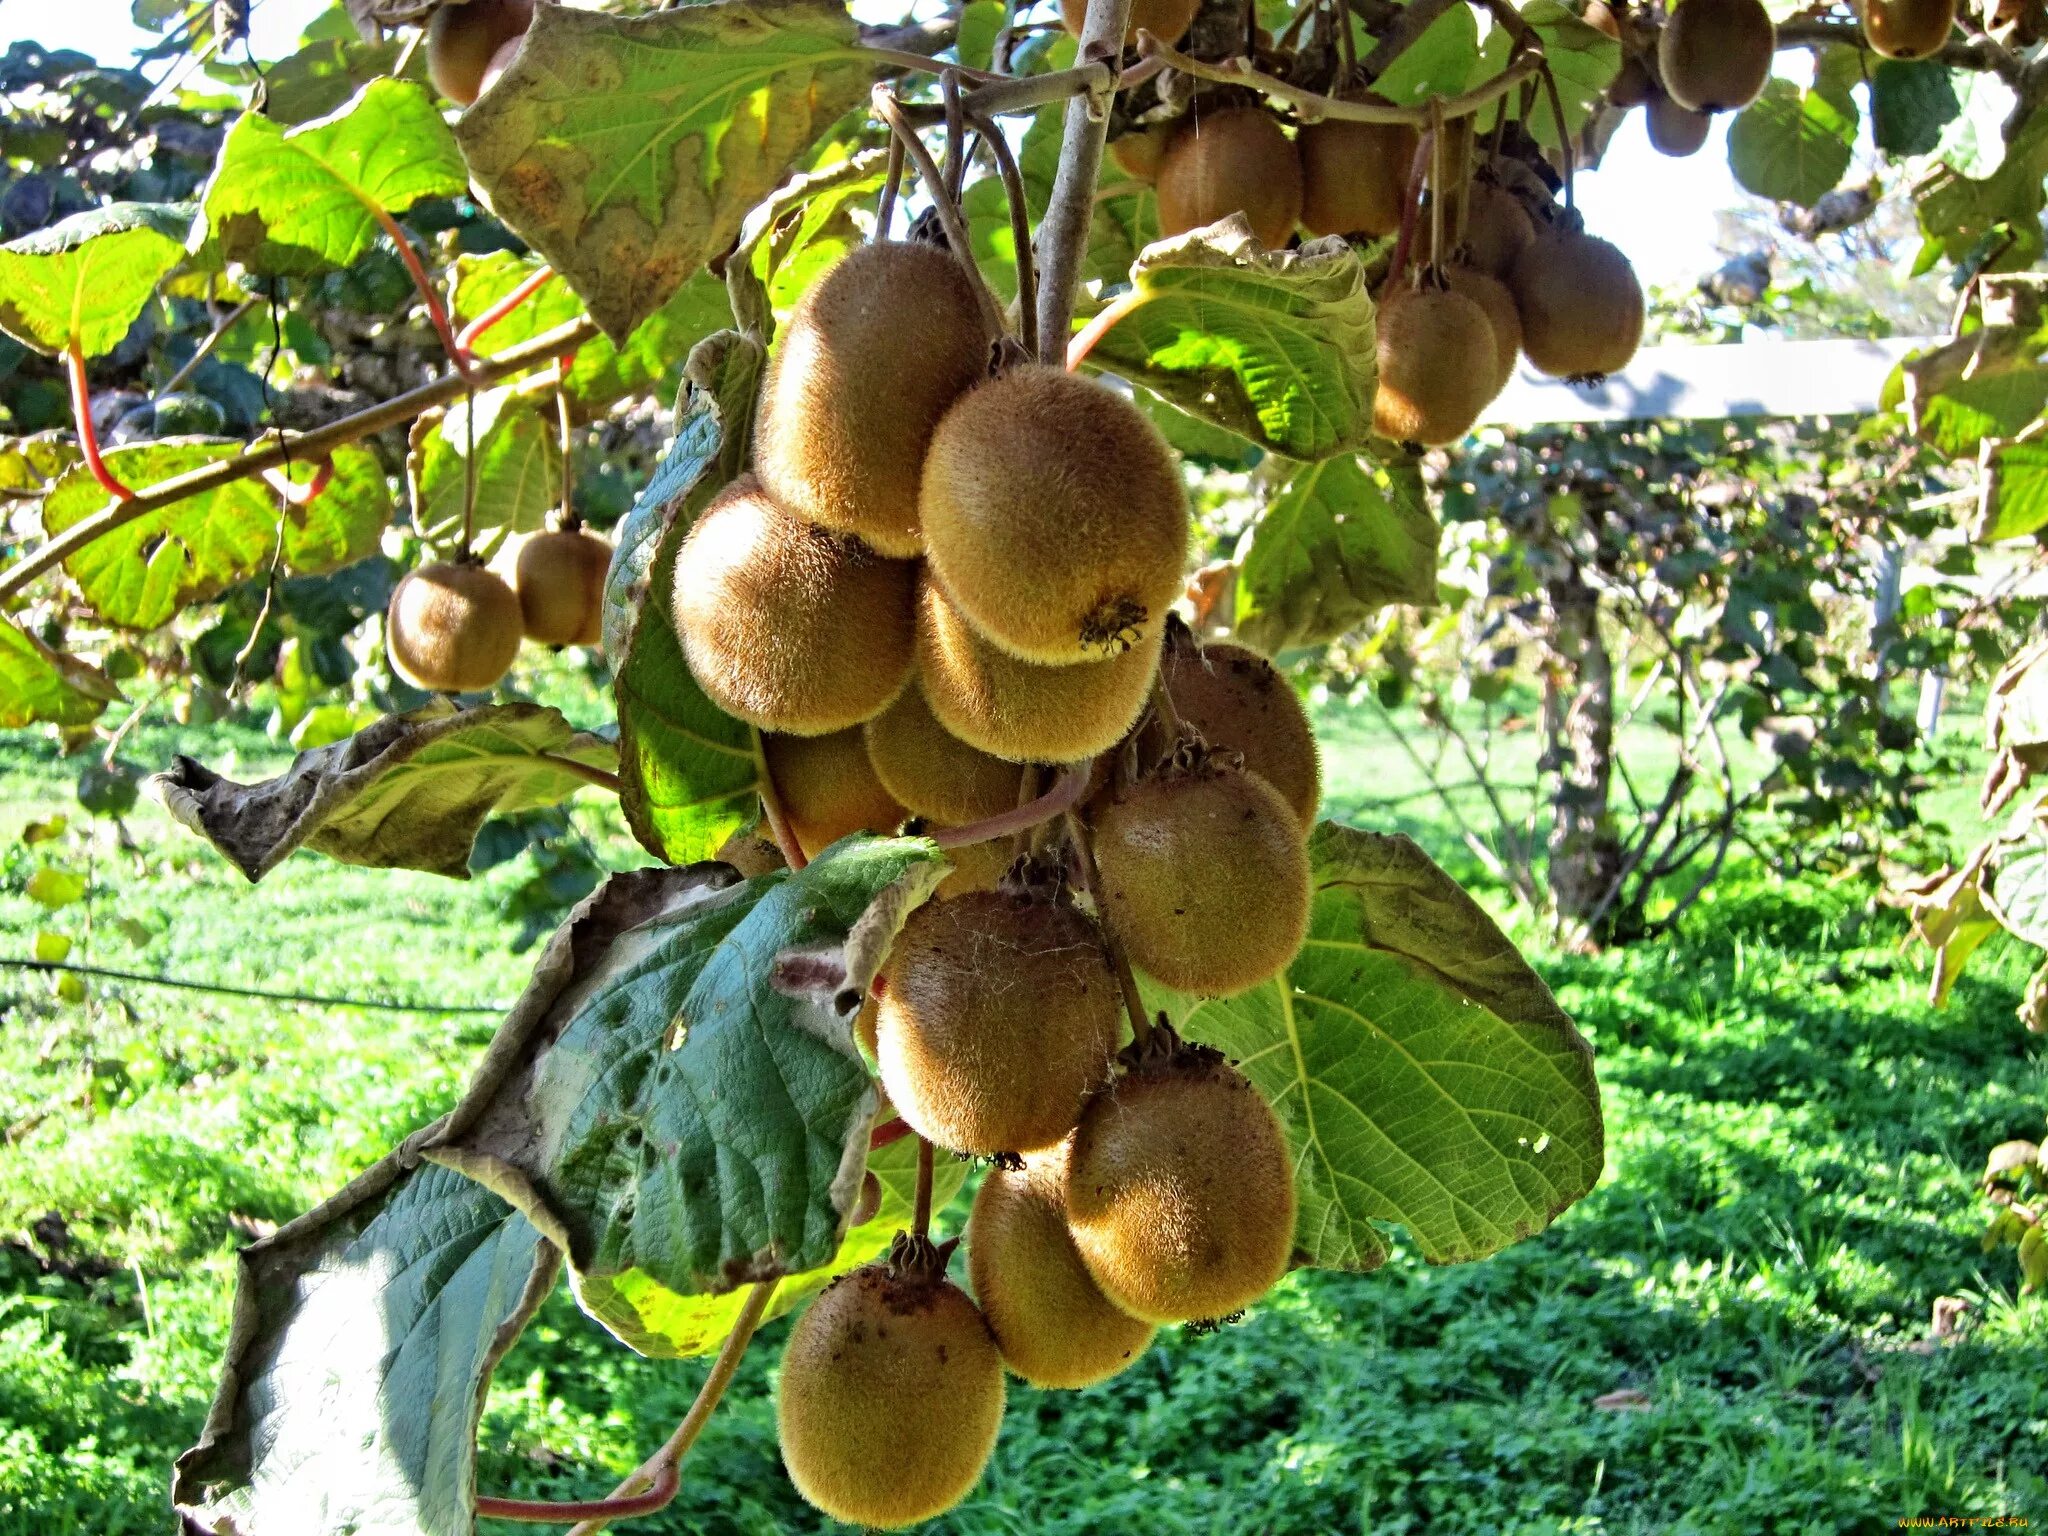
[[0, 201, 192, 356], [0, 620, 123, 729], [406, 388, 562, 548], [1729, 77, 1858, 209]]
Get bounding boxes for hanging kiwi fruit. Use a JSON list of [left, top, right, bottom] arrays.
[[1657, 0, 1776, 113], [1108, 122, 1177, 182], [513, 526, 610, 647], [387, 560, 523, 693], [1297, 112, 1417, 238], [1062, 0, 1202, 44], [760, 729, 906, 860], [1509, 220, 1645, 380], [1373, 281, 1504, 446], [1443, 264, 1524, 396], [1153, 104, 1305, 249], [1645, 90, 1713, 158], [425, 0, 533, 106], [1856, 0, 1959, 56], [1144, 632, 1322, 826], [863, 687, 1024, 826]]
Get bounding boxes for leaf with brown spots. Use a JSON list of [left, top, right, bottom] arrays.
[[456, 1, 875, 338]]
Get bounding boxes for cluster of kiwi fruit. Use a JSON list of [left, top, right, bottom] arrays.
[[384, 522, 611, 693], [670, 234, 1329, 1526]]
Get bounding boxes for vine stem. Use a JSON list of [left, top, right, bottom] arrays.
[[1136, 31, 1543, 127], [750, 725, 808, 871], [474, 1279, 777, 1533], [1034, 0, 1131, 357], [1065, 288, 1150, 371], [160, 295, 260, 396], [371, 205, 471, 379], [1384, 129, 1437, 292], [967, 107, 1038, 357], [0, 315, 601, 604], [66, 343, 135, 502], [535, 753, 623, 795], [872, 87, 1008, 343], [931, 764, 1092, 848], [1066, 810, 1152, 1046], [912, 1135, 935, 1239], [454, 263, 555, 361]]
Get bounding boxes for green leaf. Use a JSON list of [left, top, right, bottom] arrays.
[[1728, 78, 1858, 209], [32, 931, 71, 963], [200, 78, 468, 277], [605, 332, 763, 865], [1234, 456, 1438, 653], [1977, 440, 2048, 541], [1871, 61, 1961, 158], [1914, 99, 2048, 271], [406, 388, 562, 548], [1150, 824, 1604, 1271], [0, 619, 123, 728], [25, 867, 88, 908], [1900, 328, 2048, 459], [0, 433, 80, 493], [1473, 1, 1618, 148], [152, 701, 617, 882], [449, 253, 727, 417], [575, 1128, 969, 1357], [1085, 227, 1377, 461], [236, 34, 414, 127], [173, 1158, 558, 1536], [0, 202, 192, 356], [1987, 818, 2048, 949], [433, 846, 948, 1354], [752, 151, 887, 322], [455, 1, 875, 338], [1375, 1, 1481, 104], [40, 442, 389, 630], [956, 0, 1005, 71]]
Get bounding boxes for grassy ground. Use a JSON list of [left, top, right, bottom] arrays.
[[0, 693, 2043, 1534]]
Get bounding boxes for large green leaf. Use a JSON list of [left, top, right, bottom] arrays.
[[1914, 100, 2048, 271], [1900, 327, 2048, 460], [1085, 226, 1376, 461], [432, 845, 948, 1353], [1474, 1, 1618, 148], [1150, 824, 1604, 1271], [455, 1, 875, 338], [0, 433, 80, 493], [1977, 440, 2048, 541], [0, 619, 123, 729], [41, 442, 389, 630], [1234, 455, 1438, 653], [604, 332, 762, 865], [0, 202, 192, 356], [152, 701, 617, 881], [201, 78, 467, 277], [406, 388, 562, 549], [1987, 816, 2048, 950], [1728, 77, 1858, 209], [1871, 61, 1961, 158], [448, 253, 727, 418], [173, 1156, 558, 1536], [1374, 1, 1481, 104]]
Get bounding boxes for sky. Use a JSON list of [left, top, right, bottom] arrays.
[[0, 0, 1813, 293]]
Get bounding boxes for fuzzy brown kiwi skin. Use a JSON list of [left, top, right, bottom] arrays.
[[778, 1262, 1005, 1529], [922, 365, 1188, 665], [1373, 285, 1501, 447], [1063, 0, 1200, 44], [1144, 637, 1321, 827], [1509, 227, 1645, 381], [1658, 0, 1775, 113], [875, 887, 1121, 1156], [1608, 52, 1656, 108], [968, 1145, 1156, 1388], [1441, 265, 1523, 397], [1091, 751, 1312, 996], [426, 0, 533, 106], [915, 578, 1164, 764], [514, 528, 610, 647], [1857, 0, 1957, 56], [1066, 1040, 1297, 1324], [864, 687, 1024, 825], [1296, 116, 1416, 238], [388, 562, 523, 693], [673, 475, 916, 735], [754, 243, 990, 559], [1109, 123, 1176, 182], [761, 729, 905, 860], [1154, 107, 1305, 250], [1644, 90, 1712, 157], [1426, 179, 1536, 280]]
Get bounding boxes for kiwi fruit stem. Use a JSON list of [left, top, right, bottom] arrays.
[[912, 1135, 937, 1238], [1066, 809, 1155, 1049], [750, 726, 810, 871]]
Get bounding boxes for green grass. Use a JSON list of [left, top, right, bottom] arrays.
[[0, 695, 2043, 1533]]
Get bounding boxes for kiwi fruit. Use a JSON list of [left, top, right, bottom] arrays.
[[1509, 226, 1645, 380], [933, 834, 1015, 900], [1144, 637, 1321, 826], [1154, 107, 1305, 250], [1583, 0, 1621, 37], [1644, 90, 1712, 157], [761, 729, 905, 860], [387, 562, 523, 693], [874, 885, 1120, 1155], [863, 687, 1023, 826], [778, 1258, 1004, 1529], [513, 528, 610, 647], [715, 824, 786, 879], [1091, 746, 1312, 995], [921, 365, 1189, 664], [425, 0, 533, 106], [1609, 52, 1656, 108], [1109, 123, 1176, 182], [1066, 1036, 1296, 1322], [1858, 0, 1957, 55], [1372, 284, 1502, 446], [754, 243, 991, 559], [968, 1145, 1156, 1388], [1297, 116, 1417, 239], [916, 578, 1164, 764], [1061, 0, 1201, 44], [1658, 0, 1775, 113], [1442, 265, 1523, 396], [1426, 179, 1536, 280], [672, 475, 916, 735], [477, 34, 522, 97]]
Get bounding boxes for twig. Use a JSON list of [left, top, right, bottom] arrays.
[[1066, 809, 1152, 1046], [535, 753, 623, 795], [160, 296, 260, 396], [66, 344, 135, 502], [969, 109, 1037, 356], [454, 264, 555, 361], [0, 316, 601, 604], [1035, 0, 1133, 358], [873, 88, 1008, 342], [750, 726, 807, 871], [931, 765, 1092, 847], [370, 206, 470, 378], [1136, 32, 1543, 126], [0, 958, 503, 1013]]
